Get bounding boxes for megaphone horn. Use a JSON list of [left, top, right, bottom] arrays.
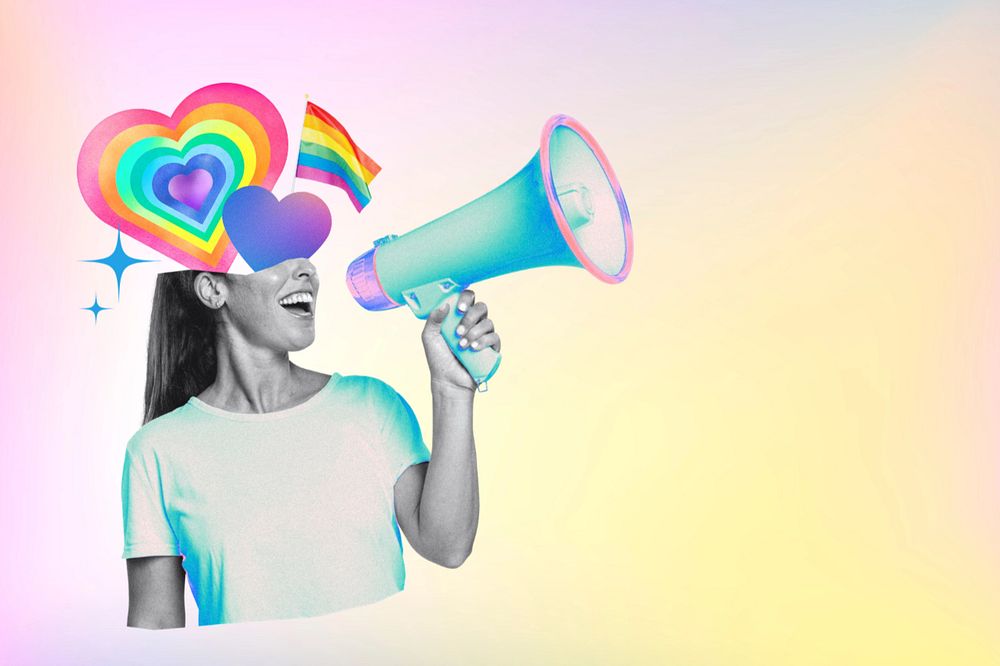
[[346, 114, 634, 388]]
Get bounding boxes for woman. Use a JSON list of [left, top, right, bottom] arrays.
[[122, 257, 499, 628]]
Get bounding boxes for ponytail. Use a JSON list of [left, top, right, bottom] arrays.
[[143, 271, 219, 424]]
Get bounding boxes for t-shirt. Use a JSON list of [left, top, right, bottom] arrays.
[[120, 373, 431, 626]]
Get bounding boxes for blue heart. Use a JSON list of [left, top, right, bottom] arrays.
[[222, 186, 332, 271]]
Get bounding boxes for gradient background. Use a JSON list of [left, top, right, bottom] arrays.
[[2, 1, 999, 663]]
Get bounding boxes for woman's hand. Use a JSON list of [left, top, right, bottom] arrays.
[[421, 289, 501, 393]]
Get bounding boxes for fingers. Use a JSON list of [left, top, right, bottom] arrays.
[[428, 301, 449, 324], [455, 301, 487, 339], [430, 289, 502, 354], [458, 318, 500, 353], [455, 289, 476, 317], [471, 332, 500, 353], [422, 302, 450, 339], [457, 317, 490, 349]]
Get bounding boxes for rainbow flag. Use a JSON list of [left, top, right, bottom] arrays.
[[295, 102, 380, 211]]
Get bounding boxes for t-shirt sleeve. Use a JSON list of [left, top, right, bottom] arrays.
[[375, 382, 431, 485], [121, 442, 180, 559]]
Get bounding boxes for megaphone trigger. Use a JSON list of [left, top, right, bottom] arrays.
[[401, 278, 465, 319]]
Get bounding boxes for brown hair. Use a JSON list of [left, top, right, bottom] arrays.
[[143, 271, 220, 424]]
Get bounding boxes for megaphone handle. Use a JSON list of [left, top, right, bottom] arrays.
[[437, 292, 502, 387]]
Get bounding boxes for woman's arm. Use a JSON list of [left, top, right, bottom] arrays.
[[126, 556, 186, 629], [394, 289, 499, 568], [394, 384, 478, 568]]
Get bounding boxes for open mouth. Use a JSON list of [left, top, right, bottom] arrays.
[[277, 291, 315, 318]]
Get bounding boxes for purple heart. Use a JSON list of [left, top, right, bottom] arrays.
[[168, 168, 213, 210], [222, 186, 332, 271], [151, 154, 228, 224]]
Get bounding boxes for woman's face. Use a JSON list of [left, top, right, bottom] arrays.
[[219, 258, 320, 352]]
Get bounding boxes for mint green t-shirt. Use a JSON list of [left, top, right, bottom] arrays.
[[120, 373, 431, 626]]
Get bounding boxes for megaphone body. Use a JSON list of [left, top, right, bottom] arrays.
[[346, 115, 634, 387]]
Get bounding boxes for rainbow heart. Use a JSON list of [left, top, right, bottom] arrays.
[[78, 83, 288, 271]]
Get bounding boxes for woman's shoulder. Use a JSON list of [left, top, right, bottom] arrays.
[[331, 373, 402, 399], [328, 374, 416, 417], [125, 401, 199, 458]]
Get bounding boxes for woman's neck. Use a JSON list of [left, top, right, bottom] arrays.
[[198, 332, 306, 414]]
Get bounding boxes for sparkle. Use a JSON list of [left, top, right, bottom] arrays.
[[82, 229, 157, 298], [82, 294, 111, 324]]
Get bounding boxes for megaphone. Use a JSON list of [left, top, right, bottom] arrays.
[[346, 114, 634, 388]]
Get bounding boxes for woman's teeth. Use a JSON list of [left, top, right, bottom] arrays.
[[278, 292, 314, 316], [278, 292, 313, 306]]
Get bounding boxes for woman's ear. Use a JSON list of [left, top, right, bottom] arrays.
[[193, 272, 227, 310]]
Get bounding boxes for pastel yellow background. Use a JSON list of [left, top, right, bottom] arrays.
[[2, 1, 999, 663]]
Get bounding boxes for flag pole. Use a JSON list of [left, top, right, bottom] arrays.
[[291, 93, 309, 194]]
